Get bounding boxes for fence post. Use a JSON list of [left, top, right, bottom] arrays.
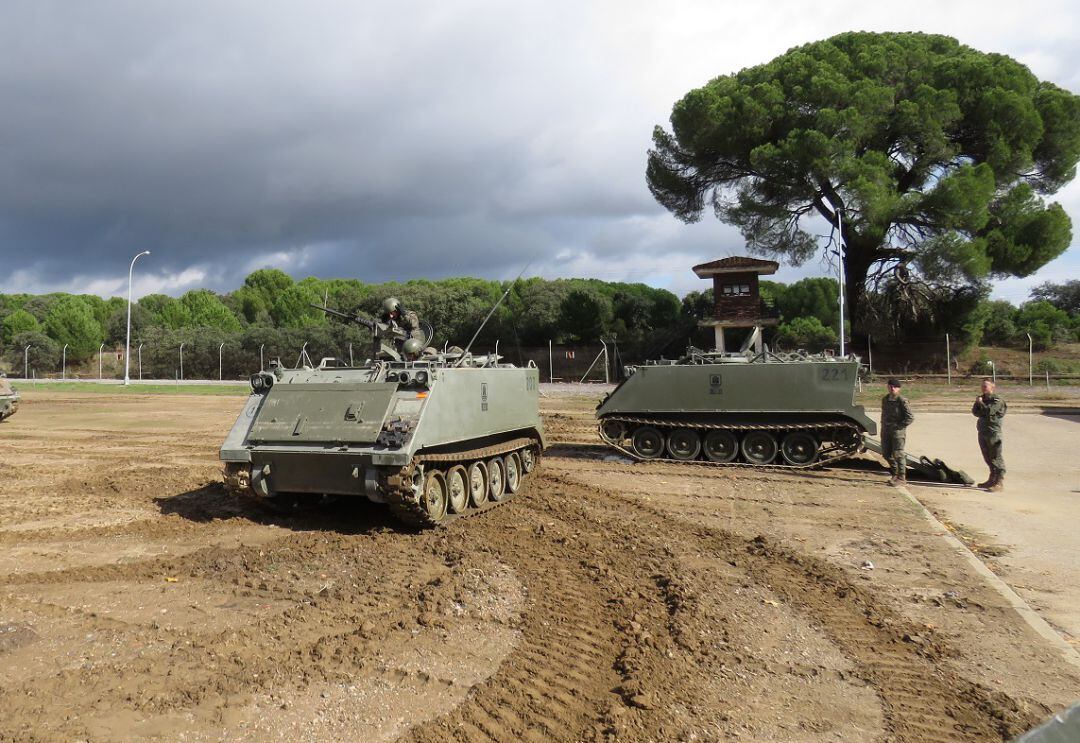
[[945, 333, 951, 386], [1027, 333, 1033, 387]]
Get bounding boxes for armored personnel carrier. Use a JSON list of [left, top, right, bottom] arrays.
[[0, 375, 19, 422], [597, 347, 875, 467], [220, 303, 544, 527]]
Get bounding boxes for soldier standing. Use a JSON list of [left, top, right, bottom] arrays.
[[972, 378, 1007, 491], [881, 377, 915, 486]]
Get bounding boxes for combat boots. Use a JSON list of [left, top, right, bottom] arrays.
[[976, 473, 994, 489], [987, 472, 1004, 492]]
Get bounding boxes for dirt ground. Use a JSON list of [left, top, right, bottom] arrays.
[[2, 389, 1079, 742]]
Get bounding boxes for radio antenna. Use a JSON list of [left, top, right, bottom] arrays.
[[455, 262, 531, 366]]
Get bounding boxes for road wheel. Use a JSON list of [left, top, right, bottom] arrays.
[[703, 430, 738, 463], [781, 432, 819, 465], [520, 446, 537, 473], [631, 426, 665, 459], [600, 419, 627, 442], [504, 452, 522, 494], [421, 469, 448, 522], [741, 431, 778, 465], [446, 465, 469, 513], [467, 461, 489, 508], [666, 428, 701, 460], [487, 457, 507, 502], [833, 426, 862, 452]]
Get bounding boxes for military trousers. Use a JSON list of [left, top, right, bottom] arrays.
[[978, 435, 1005, 474], [882, 428, 907, 478]]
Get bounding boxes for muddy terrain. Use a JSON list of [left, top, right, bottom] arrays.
[[1, 389, 1078, 741]]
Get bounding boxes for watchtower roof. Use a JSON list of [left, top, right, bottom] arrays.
[[692, 256, 779, 278]]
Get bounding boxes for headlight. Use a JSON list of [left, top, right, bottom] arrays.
[[415, 371, 428, 385], [398, 371, 411, 385], [250, 373, 274, 392]]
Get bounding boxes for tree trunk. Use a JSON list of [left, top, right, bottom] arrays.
[[842, 240, 876, 337]]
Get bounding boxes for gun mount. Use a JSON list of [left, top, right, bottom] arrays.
[[311, 303, 433, 363]]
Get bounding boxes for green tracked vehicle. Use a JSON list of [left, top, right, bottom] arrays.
[[597, 348, 876, 468], [0, 375, 19, 422], [220, 303, 544, 527]]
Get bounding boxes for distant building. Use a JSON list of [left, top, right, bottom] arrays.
[[692, 256, 780, 353]]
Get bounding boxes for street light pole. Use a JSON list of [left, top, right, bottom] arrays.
[[219, 342, 225, 381], [62, 344, 68, 380], [820, 194, 846, 356], [836, 207, 845, 357], [259, 344, 265, 371], [24, 344, 31, 379], [179, 343, 185, 381], [124, 250, 151, 385], [99, 343, 106, 380], [138, 343, 143, 380]]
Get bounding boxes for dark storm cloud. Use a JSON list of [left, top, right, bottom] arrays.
[[0, 1, 667, 294], [1, 1, 1078, 299]]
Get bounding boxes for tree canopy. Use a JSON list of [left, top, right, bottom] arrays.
[[1031, 279, 1080, 315], [648, 31, 1080, 335], [42, 296, 103, 358]]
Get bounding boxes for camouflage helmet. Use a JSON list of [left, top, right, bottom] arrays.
[[402, 338, 424, 357], [382, 297, 402, 316]]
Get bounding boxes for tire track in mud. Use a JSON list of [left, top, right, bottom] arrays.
[[406, 526, 622, 743], [536, 466, 1044, 742]]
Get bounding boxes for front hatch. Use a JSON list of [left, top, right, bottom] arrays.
[[247, 382, 397, 444]]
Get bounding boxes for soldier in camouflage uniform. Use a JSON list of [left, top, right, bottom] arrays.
[[381, 297, 426, 347], [881, 377, 915, 486], [972, 378, 1007, 491]]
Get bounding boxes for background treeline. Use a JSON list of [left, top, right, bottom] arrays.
[[1, 270, 687, 378], [1, 270, 1078, 378]]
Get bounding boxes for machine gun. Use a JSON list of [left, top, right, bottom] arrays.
[[311, 304, 409, 362]]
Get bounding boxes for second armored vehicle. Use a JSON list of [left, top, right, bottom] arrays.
[[221, 301, 544, 527], [597, 348, 875, 467], [0, 376, 19, 422]]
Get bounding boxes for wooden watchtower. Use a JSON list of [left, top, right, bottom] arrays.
[[692, 256, 780, 354]]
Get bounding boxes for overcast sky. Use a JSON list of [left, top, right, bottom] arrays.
[[1, 0, 1077, 303]]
